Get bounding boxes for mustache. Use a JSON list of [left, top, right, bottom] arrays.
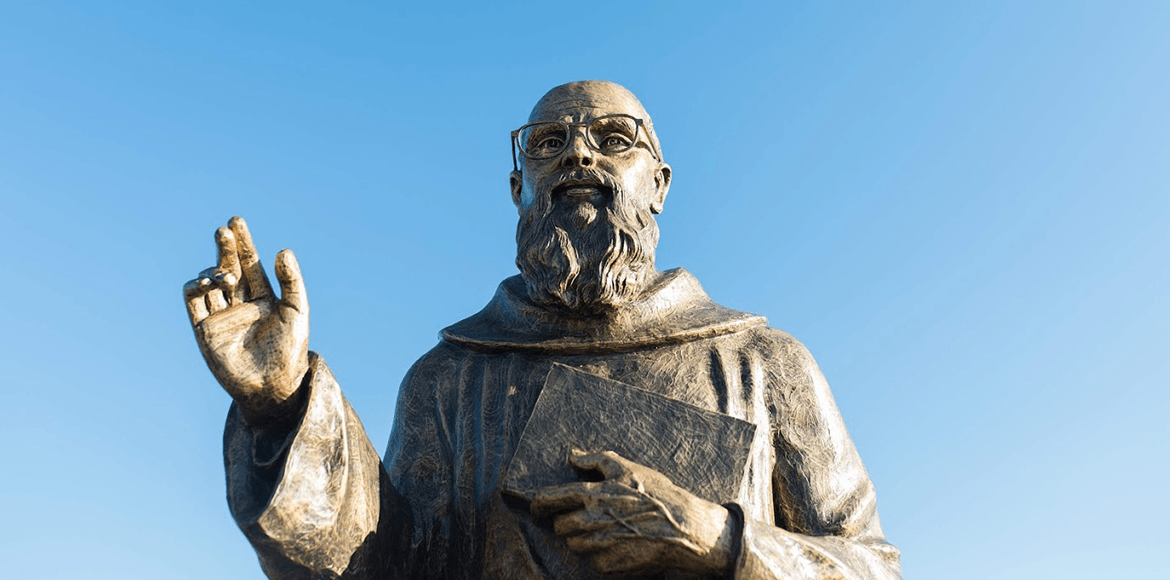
[[544, 168, 620, 194]]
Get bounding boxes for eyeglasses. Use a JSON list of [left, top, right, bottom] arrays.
[[511, 113, 661, 171]]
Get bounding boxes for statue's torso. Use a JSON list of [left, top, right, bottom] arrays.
[[387, 326, 788, 579]]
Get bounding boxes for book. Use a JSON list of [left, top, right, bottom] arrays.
[[503, 363, 757, 506]]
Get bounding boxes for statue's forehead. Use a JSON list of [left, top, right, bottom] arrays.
[[528, 83, 650, 123]]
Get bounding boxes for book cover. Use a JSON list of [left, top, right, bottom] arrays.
[[503, 363, 757, 505]]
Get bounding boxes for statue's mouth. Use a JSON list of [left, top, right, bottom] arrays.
[[553, 180, 612, 202]]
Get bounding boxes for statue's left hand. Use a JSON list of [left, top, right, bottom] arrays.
[[530, 450, 736, 577]]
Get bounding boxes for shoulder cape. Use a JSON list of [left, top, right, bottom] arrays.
[[441, 268, 767, 353]]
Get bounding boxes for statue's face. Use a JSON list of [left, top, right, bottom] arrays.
[[511, 81, 671, 220], [510, 81, 673, 312]]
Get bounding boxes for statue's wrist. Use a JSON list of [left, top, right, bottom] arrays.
[[703, 503, 735, 576], [681, 502, 736, 577], [238, 365, 311, 430], [711, 502, 744, 579]]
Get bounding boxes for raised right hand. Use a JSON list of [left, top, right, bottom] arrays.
[[183, 216, 310, 426]]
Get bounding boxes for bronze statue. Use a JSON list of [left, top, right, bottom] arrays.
[[184, 81, 902, 579]]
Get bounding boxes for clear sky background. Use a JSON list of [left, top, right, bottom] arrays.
[[1, 2, 1166, 578]]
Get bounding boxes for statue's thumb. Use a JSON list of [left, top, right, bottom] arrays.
[[275, 249, 308, 314]]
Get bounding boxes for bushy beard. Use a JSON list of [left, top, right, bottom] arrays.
[[516, 168, 659, 313]]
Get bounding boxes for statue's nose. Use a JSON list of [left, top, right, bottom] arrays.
[[561, 130, 594, 168]]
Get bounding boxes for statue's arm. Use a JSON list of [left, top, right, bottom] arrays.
[[187, 218, 436, 578], [729, 332, 902, 580], [223, 352, 406, 579]]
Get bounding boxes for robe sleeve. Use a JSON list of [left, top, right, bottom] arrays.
[[729, 332, 902, 580], [223, 352, 403, 579]]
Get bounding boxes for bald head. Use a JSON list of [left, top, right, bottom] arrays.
[[528, 80, 663, 161]]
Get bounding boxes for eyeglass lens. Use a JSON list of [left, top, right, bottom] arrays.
[[518, 115, 641, 159]]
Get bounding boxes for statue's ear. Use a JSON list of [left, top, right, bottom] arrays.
[[510, 170, 523, 208], [651, 163, 671, 214]]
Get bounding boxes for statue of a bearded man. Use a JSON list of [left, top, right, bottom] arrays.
[[183, 80, 902, 580]]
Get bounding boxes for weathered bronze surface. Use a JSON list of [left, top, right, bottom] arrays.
[[184, 80, 902, 579]]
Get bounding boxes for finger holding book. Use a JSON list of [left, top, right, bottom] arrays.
[[530, 449, 736, 577]]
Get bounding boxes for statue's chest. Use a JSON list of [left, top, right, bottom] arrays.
[[459, 338, 760, 505]]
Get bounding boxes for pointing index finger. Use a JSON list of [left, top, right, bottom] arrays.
[[215, 227, 241, 277], [228, 216, 273, 300], [215, 227, 244, 303]]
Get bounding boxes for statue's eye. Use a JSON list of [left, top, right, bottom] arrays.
[[537, 137, 564, 151], [598, 133, 632, 152], [522, 124, 568, 156]]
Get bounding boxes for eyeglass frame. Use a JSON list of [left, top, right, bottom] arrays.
[[510, 114, 662, 171]]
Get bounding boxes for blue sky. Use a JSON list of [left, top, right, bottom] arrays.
[[1, 2, 1166, 578]]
